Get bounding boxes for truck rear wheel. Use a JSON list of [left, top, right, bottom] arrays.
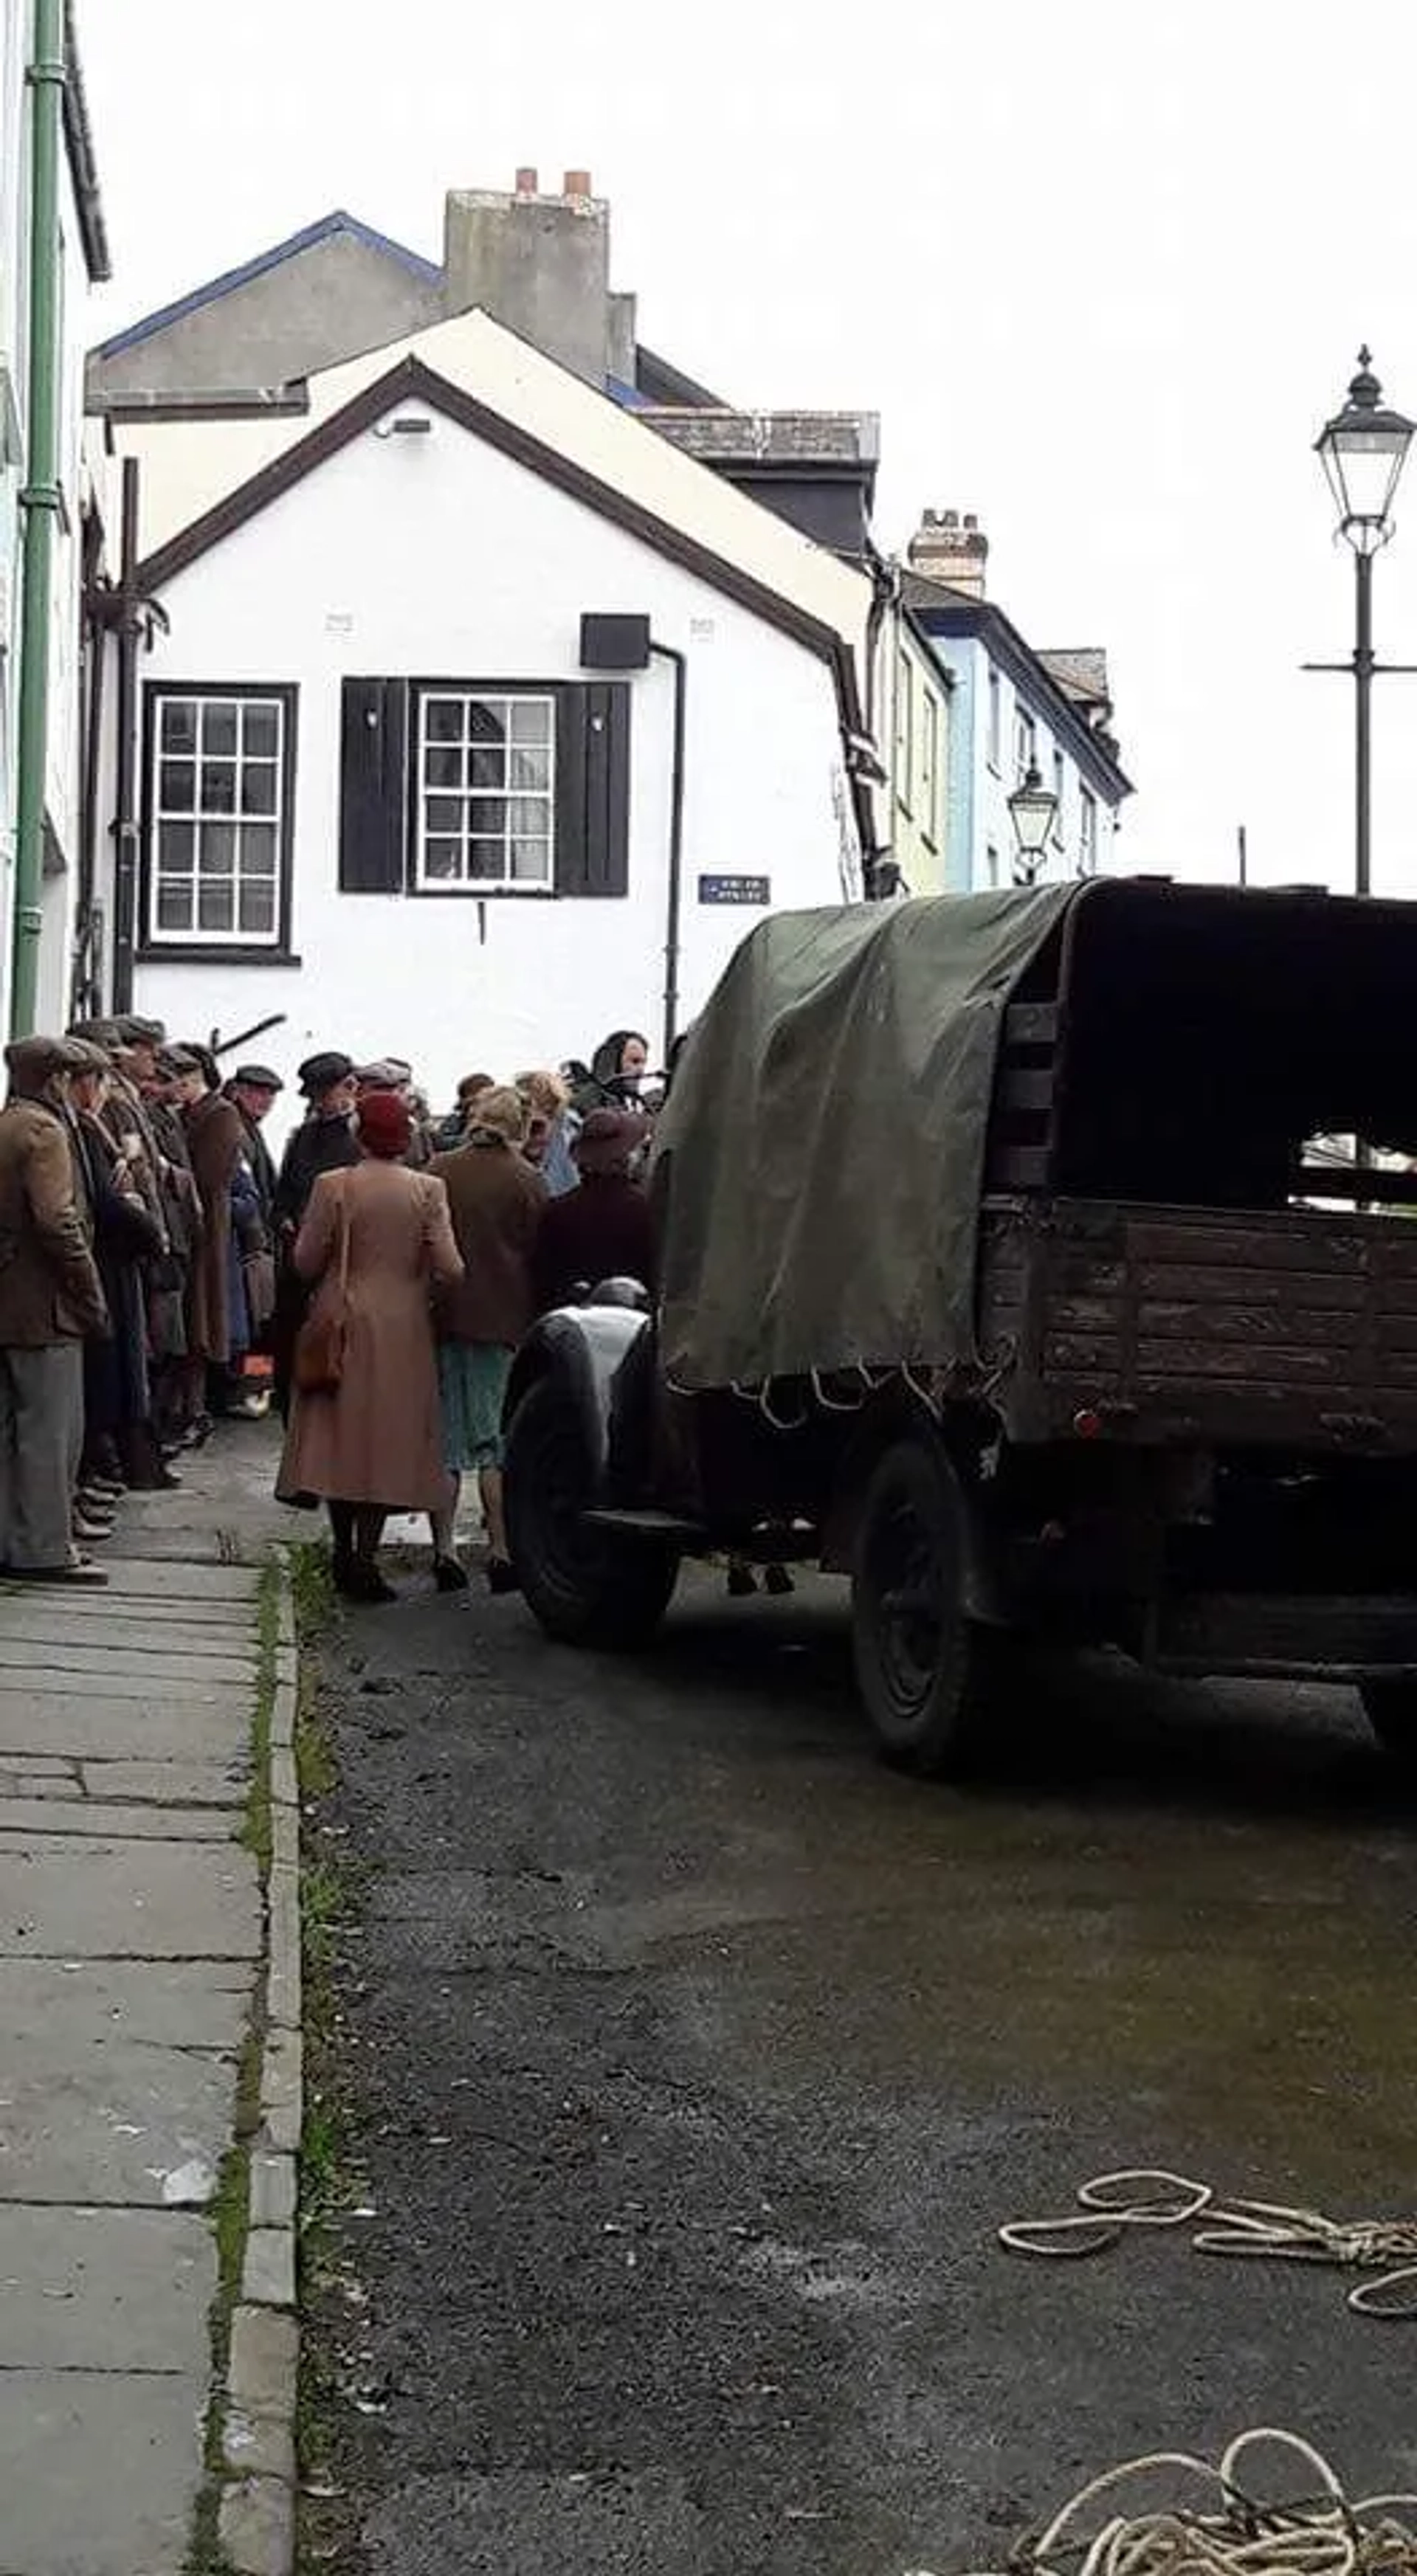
[[505, 1378, 679, 1650], [1359, 1679, 1417, 1763], [851, 1434, 992, 1775]]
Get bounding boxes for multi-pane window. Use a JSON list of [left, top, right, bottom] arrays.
[[1015, 705, 1037, 781], [1079, 785, 1098, 874], [920, 688, 940, 846], [416, 690, 555, 889], [148, 691, 288, 945], [893, 652, 914, 815]]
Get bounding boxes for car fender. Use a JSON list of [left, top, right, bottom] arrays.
[[504, 1305, 651, 1494]]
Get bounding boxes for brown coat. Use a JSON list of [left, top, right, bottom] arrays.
[[0, 1099, 107, 1347], [185, 1089, 245, 1363], [275, 1161, 463, 1510], [429, 1139, 545, 1347]]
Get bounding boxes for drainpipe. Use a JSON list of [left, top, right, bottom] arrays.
[[110, 457, 141, 1012], [10, 0, 66, 1037], [650, 639, 687, 1065]]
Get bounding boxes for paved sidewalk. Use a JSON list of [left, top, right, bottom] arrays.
[[0, 1429, 292, 2576]]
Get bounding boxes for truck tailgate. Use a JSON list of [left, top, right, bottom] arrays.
[[983, 1198, 1417, 1450]]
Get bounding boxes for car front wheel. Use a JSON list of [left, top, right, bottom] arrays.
[[504, 1377, 679, 1650]]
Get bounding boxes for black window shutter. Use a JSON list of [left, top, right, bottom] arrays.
[[554, 682, 630, 898], [339, 678, 408, 892]]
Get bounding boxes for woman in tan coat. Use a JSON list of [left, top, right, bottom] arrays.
[[277, 1090, 463, 1600]]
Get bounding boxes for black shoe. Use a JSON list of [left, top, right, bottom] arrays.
[[486, 1558, 520, 1596], [764, 1564, 796, 1597], [727, 1561, 759, 1598], [434, 1555, 470, 1593], [343, 1561, 396, 1605]]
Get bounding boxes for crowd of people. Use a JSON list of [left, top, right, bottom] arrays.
[[0, 1017, 677, 1596]]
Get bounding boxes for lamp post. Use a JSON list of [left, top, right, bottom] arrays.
[[1310, 349, 1416, 898], [1007, 761, 1058, 885]]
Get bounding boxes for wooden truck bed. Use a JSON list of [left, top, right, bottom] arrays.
[[979, 1197, 1417, 1452]]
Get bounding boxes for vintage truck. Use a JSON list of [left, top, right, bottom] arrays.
[[503, 878, 1417, 1772]]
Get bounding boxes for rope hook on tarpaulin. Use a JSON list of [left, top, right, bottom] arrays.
[[903, 2429, 1417, 2576], [997, 2168, 1417, 2318]]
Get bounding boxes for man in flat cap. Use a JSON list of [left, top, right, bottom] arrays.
[[0, 1039, 109, 1584], [224, 1065, 283, 1235]]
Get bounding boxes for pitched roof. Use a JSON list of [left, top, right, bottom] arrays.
[[94, 210, 440, 360], [902, 571, 1131, 801], [1037, 647, 1111, 712], [133, 351, 862, 698]]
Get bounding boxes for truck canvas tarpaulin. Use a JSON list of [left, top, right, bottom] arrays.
[[652, 888, 1079, 1392]]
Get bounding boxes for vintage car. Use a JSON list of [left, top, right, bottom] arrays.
[[503, 879, 1417, 1772]]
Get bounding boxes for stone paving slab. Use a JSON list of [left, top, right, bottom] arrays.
[[0, 1692, 254, 1761], [0, 2206, 213, 2371], [0, 1834, 260, 1958], [0, 2015, 244, 2203], [19, 1592, 261, 1627], [78, 1756, 247, 1808], [0, 1662, 251, 1704], [0, 1637, 258, 1685], [0, 1955, 252, 2048], [0, 1799, 237, 1840], [0, 2368, 201, 2575], [28, 1558, 262, 1600]]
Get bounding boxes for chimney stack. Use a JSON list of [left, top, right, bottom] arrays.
[[908, 506, 989, 597], [443, 165, 613, 386]]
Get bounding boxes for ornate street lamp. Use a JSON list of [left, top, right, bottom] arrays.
[[1007, 761, 1058, 884], [1309, 350, 1417, 897]]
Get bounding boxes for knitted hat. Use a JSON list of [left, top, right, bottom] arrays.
[[355, 1088, 412, 1158]]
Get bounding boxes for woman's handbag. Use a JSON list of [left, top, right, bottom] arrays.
[[291, 1181, 351, 1395]]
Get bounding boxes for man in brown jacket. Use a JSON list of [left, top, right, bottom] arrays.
[[0, 1037, 109, 1584], [428, 1086, 545, 1591]]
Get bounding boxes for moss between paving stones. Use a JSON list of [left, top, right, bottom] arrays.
[[185, 1555, 295, 2576]]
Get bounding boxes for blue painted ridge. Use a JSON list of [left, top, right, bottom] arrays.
[[94, 210, 441, 359]]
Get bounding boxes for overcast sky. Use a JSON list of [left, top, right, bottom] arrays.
[[76, 0, 1417, 892]]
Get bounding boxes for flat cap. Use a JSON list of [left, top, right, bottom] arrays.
[[233, 1063, 283, 1091], [5, 1035, 87, 1084], [159, 1046, 201, 1077], [113, 1015, 166, 1047], [67, 1018, 120, 1049], [355, 1058, 410, 1088], [64, 1038, 113, 1073], [297, 1050, 355, 1097]]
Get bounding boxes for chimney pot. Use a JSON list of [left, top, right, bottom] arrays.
[[514, 165, 539, 196], [564, 168, 592, 198], [962, 512, 977, 531], [942, 508, 959, 528]]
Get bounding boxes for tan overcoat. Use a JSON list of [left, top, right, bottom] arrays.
[[275, 1160, 462, 1510]]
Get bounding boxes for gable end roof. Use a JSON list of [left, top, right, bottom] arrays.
[[134, 354, 858, 697], [95, 211, 440, 360]]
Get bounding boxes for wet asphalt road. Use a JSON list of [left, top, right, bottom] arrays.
[[306, 1564, 1417, 2575]]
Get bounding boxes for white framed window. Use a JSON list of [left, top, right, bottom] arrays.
[[986, 665, 1001, 769], [1052, 747, 1066, 846], [145, 686, 294, 950], [1080, 785, 1098, 874], [920, 688, 940, 846], [416, 688, 556, 890], [1015, 705, 1037, 781], [894, 650, 914, 815]]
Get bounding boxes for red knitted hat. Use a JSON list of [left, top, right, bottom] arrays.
[[356, 1088, 412, 1159]]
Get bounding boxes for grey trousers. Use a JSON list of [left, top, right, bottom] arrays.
[[0, 1341, 83, 1570]]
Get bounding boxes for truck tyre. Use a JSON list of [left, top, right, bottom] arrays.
[[505, 1378, 679, 1650], [851, 1434, 992, 1775], [1359, 1679, 1417, 1764]]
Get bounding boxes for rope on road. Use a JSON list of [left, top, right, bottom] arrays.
[[907, 2430, 1417, 2576], [998, 2169, 1417, 2318]]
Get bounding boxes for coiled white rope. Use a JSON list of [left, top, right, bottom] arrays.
[[905, 2431, 1417, 2576], [998, 2169, 1417, 2318]]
